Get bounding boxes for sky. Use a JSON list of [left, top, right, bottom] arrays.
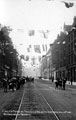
[[0, 0, 76, 76], [0, 0, 76, 48]]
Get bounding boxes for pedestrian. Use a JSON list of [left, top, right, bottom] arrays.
[[59, 77, 62, 88], [62, 77, 66, 90], [54, 79, 58, 89], [3, 78, 8, 92]]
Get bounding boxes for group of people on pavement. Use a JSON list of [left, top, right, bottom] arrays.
[[26, 76, 34, 82], [2, 76, 34, 92], [3, 76, 25, 92], [54, 77, 66, 90]]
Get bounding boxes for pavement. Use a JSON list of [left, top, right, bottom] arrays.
[[66, 81, 76, 86], [41, 78, 76, 86]]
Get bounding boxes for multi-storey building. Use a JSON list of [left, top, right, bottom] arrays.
[[52, 25, 76, 82], [66, 26, 76, 82], [40, 44, 53, 79]]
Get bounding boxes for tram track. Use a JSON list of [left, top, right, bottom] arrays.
[[38, 91, 60, 120], [15, 85, 25, 120], [14, 82, 60, 120]]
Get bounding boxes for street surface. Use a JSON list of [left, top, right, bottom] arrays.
[[0, 87, 24, 120], [14, 79, 76, 120]]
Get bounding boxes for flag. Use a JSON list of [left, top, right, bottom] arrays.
[[63, 23, 72, 32], [31, 56, 36, 65], [28, 30, 35, 36], [25, 56, 29, 61], [29, 45, 31, 48], [62, 1, 74, 8], [45, 44, 47, 52], [38, 56, 41, 62], [27, 48, 30, 52], [27, 45, 32, 52], [42, 44, 47, 52], [42, 44, 45, 51], [34, 45, 41, 53], [20, 55, 25, 59]]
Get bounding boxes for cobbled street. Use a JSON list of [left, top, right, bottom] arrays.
[[14, 79, 76, 120]]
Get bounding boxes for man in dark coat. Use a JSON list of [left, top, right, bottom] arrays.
[[3, 78, 8, 92], [62, 77, 66, 90]]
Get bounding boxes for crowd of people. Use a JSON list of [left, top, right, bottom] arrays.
[[54, 77, 66, 90], [2, 76, 26, 92], [2, 76, 35, 92], [2, 75, 67, 92], [26, 76, 34, 82]]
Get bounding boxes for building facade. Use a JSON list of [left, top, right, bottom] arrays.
[[52, 26, 76, 82], [66, 27, 76, 82], [40, 44, 54, 79]]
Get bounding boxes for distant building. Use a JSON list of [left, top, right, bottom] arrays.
[[40, 44, 54, 79]]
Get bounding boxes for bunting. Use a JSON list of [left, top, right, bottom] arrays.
[[20, 54, 25, 59], [42, 44, 45, 51], [45, 44, 47, 52], [25, 55, 29, 61], [28, 30, 35, 36], [62, 1, 74, 8], [38, 56, 41, 62], [27, 45, 32, 52], [31, 56, 36, 65], [42, 44, 47, 52], [27, 48, 30, 52], [34, 45, 41, 53]]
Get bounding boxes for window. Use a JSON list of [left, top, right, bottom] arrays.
[[74, 54, 76, 63], [70, 33, 73, 41], [74, 30, 76, 38], [71, 42, 73, 52], [74, 39, 76, 51], [69, 56, 70, 64], [69, 36, 70, 43], [69, 45, 70, 53], [71, 54, 73, 64]]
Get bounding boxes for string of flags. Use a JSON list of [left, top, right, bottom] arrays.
[[20, 54, 42, 66], [26, 44, 48, 53], [39, 30, 50, 39], [61, 1, 74, 8], [20, 44, 48, 66], [34, 45, 41, 53], [28, 0, 74, 8], [28, 30, 35, 36], [28, 29, 50, 39]]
